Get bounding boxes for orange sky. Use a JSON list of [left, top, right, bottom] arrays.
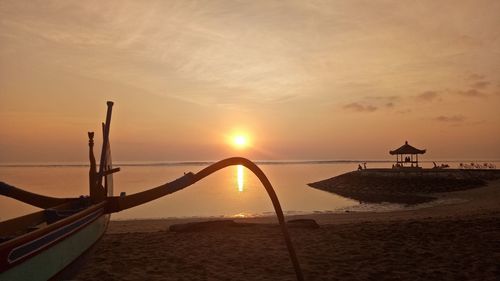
[[1, 0, 499, 163]]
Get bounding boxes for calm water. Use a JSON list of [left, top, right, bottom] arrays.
[[1, 161, 497, 221], [0, 163, 358, 221]]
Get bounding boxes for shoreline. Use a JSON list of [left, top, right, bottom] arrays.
[[107, 179, 500, 234]]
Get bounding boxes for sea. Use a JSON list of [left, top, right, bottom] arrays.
[[1, 160, 498, 221]]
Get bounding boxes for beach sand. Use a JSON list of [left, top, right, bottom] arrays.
[[74, 180, 500, 280]]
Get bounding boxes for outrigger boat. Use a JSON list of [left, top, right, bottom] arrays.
[[0, 102, 304, 281]]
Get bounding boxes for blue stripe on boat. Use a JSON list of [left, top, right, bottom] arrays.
[[7, 209, 102, 263]]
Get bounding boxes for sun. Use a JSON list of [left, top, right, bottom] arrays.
[[232, 135, 248, 149]]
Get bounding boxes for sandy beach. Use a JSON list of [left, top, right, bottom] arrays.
[[74, 180, 500, 280]]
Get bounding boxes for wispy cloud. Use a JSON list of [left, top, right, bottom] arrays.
[[434, 115, 465, 122], [361, 95, 399, 109], [365, 95, 400, 102], [457, 89, 487, 98], [416, 91, 439, 102], [397, 109, 412, 114], [343, 102, 377, 112], [470, 81, 490, 89], [1, 0, 500, 110], [468, 74, 485, 80]]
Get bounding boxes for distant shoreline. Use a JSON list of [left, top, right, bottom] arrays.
[[1, 159, 499, 168]]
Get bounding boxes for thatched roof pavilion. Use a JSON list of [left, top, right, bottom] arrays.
[[390, 141, 426, 168]]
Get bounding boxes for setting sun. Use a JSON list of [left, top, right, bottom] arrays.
[[233, 135, 248, 149]]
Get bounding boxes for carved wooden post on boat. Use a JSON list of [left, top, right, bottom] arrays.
[[88, 132, 100, 202]]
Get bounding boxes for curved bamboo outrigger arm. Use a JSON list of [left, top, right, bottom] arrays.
[[106, 157, 304, 281], [0, 182, 74, 209]]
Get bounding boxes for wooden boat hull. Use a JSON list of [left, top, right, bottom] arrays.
[[0, 206, 108, 281]]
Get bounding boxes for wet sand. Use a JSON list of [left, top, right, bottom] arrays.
[[74, 180, 500, 280]]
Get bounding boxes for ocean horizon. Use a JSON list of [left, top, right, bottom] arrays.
[[1, 158, 499, 167]]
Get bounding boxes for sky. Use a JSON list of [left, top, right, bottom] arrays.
[[1, 0, 499, 163]]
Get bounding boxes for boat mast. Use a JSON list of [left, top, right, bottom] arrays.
[[97, 101, 114, 189], [88, 101, 119, 203]]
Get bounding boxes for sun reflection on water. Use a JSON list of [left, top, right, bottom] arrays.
[[237, 165, 244, 192]]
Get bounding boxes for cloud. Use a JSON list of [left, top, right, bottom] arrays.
[[434, 115, 465, 122], [468, 74, 485, 80], [416, 91, 439, 102], [363, 95, 399, 109], [343, 102, 377, 112], [470, 81, 490, 89], [397, 109, 412, 114], [457, 89, 487, 98], [365, 95, 400, 101], [1, 0, 500, 110]]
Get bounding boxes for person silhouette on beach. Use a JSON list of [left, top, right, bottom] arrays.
[[358, 164, 363, 171]]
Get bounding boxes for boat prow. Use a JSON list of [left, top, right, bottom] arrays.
[[0, 200, 109, 281]]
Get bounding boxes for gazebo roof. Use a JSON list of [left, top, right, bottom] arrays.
[[389, 141, 426, 155]]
